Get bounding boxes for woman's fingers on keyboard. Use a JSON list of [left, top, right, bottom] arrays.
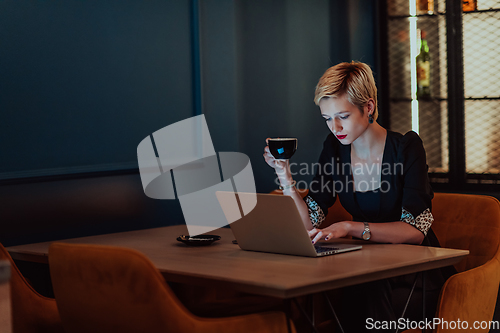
[[308, 228, 318, 238], [312, 230, 324, 244]]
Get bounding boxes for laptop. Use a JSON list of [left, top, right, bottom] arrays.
[[216, 192, 362, 257]]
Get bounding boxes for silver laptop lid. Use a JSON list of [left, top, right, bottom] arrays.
[[217, 192, 322, 257]]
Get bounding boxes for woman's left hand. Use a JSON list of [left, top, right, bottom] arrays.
[[308, 221, 352, 244]]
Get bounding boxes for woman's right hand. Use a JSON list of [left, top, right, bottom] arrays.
[[263, 138, 283, 168], [263, 138, 291, 179]]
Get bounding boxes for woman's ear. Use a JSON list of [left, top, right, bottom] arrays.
[[366, 98, 375, 115]]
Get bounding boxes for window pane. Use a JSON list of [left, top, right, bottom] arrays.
[[465, 100, 500, 173], [463, 5, 500, 175]]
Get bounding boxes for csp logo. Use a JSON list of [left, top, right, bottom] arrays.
[[137, 115, 256, 236]]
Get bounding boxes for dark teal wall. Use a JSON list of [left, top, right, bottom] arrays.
[[234, 0, 331, 192], [0, 0, 377, 245], [0, 0, 193, 177], [1, 0, 376, 180], [330, 0, 377, 67], [199, 0, 240, 153], [200, 0, 377, 193]]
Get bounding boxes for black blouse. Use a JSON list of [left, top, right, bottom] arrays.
[[304, 130, 438, 246], [354, 189, 380, 219]]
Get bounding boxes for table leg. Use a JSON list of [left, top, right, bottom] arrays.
[[292, 298, 319, 333], [284, 299, 293, 333], [422, 271, 426, 333], [322, 292, 345, 333], [395, 272, 420, 333], [309, 294, 315, 333]]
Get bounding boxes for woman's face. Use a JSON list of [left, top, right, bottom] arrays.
[[319, 94, 370, 145]]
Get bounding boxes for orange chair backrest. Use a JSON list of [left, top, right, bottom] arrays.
[[431, 193, 500, 272], [49, 243, 294, 333], [0, 243, 63, 333], [0, 259, 12, 333], [49, 243, 195, 333]]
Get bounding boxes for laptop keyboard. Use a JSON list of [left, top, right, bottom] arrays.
[[314, 245, 340, 253]]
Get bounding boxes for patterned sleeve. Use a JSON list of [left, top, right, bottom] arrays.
[[304, 195, 326, 228], [399, 131, 434, 237], [303, 134, 338, 227], [401, 207, 434, 236]]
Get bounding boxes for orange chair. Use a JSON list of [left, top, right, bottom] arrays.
[[0, 244, 64, 333], [49, 243, 296, 333], [0, 259, 12, 333], [396, 193, 500, 333]]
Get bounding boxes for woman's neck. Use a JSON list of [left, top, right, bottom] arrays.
[[351, 123, 387, 160]]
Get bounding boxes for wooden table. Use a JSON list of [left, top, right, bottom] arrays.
[[7, 225, 469, 299]]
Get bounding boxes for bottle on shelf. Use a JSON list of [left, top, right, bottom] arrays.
[[416, 0, 434, 15], [463, 0, 477, 12], [416, 29, 431, 99]]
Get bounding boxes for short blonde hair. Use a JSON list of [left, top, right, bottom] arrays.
[[314, 61, 378, 120]]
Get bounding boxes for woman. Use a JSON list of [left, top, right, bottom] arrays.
[[263, 61, 453, 332]]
